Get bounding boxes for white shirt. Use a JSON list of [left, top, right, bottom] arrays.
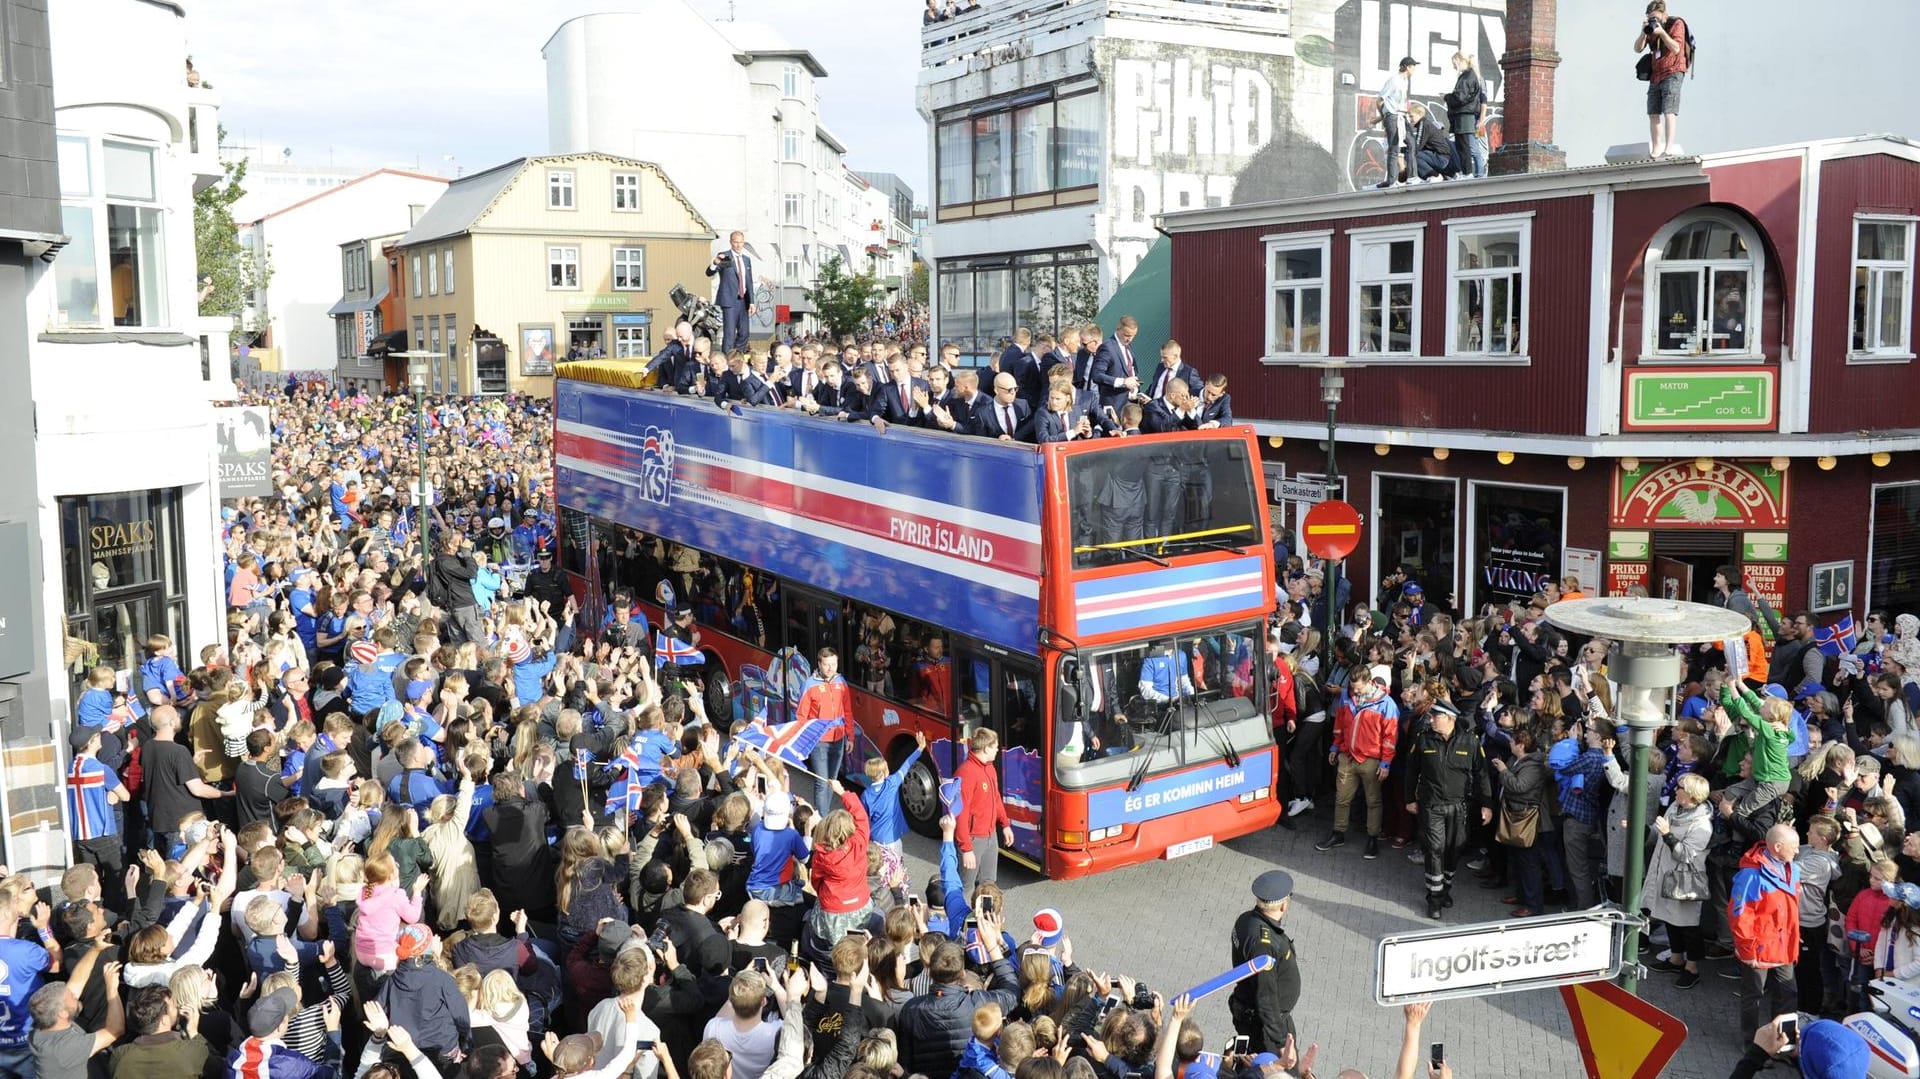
[[702, 1013, 781, 1079]]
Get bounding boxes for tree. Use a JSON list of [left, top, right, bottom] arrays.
[[805, 254, 883, 340], [195, 146, 270, 340], [908, 260, 929, 306]]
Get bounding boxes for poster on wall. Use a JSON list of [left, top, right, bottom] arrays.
[[1810, 561, 1853, 614], [1607, 561, 1651, 597], [520, 325, 556, 377], [1746, 563, 1788, 622], [213, 406, 272, 499], [1472, 483, 1564, 612], [1563, 547, 1601, 595]]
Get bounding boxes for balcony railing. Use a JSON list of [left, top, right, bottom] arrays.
[[921, 0, 1287, 69]]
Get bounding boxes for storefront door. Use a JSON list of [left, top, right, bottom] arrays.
[[1654, 556, 1693, 603], [91, 587, 164, 675], [1375, 474, 1459, 610]]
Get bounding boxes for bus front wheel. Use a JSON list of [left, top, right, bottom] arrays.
[[901, 755, 942, 839]]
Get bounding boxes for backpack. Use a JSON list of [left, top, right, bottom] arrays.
[[424, 560, 450, 610]]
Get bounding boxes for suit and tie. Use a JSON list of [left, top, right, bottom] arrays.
[[838, 383, 879, 423], [943, 392, 989, 435], [785, 365, 820, 401], [1039, 348, 1073, 385], [999, 347, 1043, 410], [1142, 397, 1199, 435], [809, 380, 844, 417], [646, 341, 700, 393], [878, 378, 931, 426], [1148, 362, 1204, 402], [704, 251, 755, 352], [1197, 391, 1234, 427], [739, 370, 783, 408], [1090, 334, 1141, 418], [978, 398, 1030, 441], [1073, 345, 1096, 389], [1024, 407, 1079, 444]]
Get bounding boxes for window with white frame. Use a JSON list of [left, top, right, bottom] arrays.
[[782, 64, 800, 98], [784, 257, 802, 284], [411, 254, 422, 298], [783, 193, 803, 224], [427, 248, 438, 295], [444, 315, 458, 370], [1852, 216, 1915, 358], [1646, 214, 1762, 357], [1350, 227, 1422, 356], [51, 136, 169, 328], [443, 248, 454, 295], [429, 316, 440, 359], [341, 249, 357, 293], [613, 246, 646, 291], [615, 322, 649, 358], [548, 245, 580, 289], [783, 129, 802, 162], [1447, 218, 1529, 357], [1263, 233, 1328, 358], [547, 169, 575, 210], [613, 172, 641, 212]]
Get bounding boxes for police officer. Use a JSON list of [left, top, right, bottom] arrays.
[[1229, 869, 1302, 1054], [1405, 699, 1492, 919]]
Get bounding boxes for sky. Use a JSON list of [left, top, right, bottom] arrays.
[[186, 0, 928, 196]]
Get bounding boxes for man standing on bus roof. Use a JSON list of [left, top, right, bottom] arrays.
[[1229, 869, 1302, 1055], [1090, 316, 1143, 420], [955, 727, 1014, 894], [796, 647, 853, 810], [706, 230, 756, 353]]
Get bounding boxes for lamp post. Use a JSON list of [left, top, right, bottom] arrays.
[[1307, 361, 1355, 681], [398, 351, 435, 574], [1542, 597, 1750, 993]]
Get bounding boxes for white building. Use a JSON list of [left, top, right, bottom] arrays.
[[238, 169, 447, 371], [32, 0, 232, 876], [544, 3, 914, 331]]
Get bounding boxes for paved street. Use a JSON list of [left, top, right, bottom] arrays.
[[897, 812, 1747, 1079]]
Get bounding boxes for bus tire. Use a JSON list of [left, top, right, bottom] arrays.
[[701, 652, 730, 720], [901, 754, 943, 839]]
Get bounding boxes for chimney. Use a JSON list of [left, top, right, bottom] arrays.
[[1489, 0, 1567, 175]]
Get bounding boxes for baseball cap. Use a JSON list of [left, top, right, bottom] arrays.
[[1033, 908, 1066, 948], [395, 923, 435, 961], [522, 508, 537, 518], [487, 516, 505, 529], [405, 679, 435, 701], [1761, 683, 1790, 700], [763, 790, 793, 831], [1403, 581, 1424, 596], [68, 725, 99, 753], [1794, 681, 1825, 702], [248, 988, 300, 1037], [595, 921, 634, 960]]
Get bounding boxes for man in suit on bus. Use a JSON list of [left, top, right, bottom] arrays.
[[1147, 339, 1205, 402], [705, 230, 757, 353], [876, 356, 930, 429], [798, 361, 844, 418], [1091, 316, 1144, 419], [1197, 373, 1234, 428], [977, 374, 1031, 442], [646, 319, 700, 393], [998, 328, 1044, 411], [838, 366, 881, 424]]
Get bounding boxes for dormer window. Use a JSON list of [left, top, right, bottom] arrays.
[[1645, 212, 1764, 359]]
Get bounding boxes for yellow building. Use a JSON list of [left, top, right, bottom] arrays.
[[397, 153, 715, 396]]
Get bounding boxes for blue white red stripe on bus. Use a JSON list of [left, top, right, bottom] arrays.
[[556, 426, 1043, 576], [558, 465, 1042, 654], [1071, 557, 1269, 638]]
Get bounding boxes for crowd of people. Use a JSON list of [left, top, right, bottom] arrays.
[[21, 293, 1902, 1079], [1259, 555, 1916, 1075], [642, 316, 1231, 444]]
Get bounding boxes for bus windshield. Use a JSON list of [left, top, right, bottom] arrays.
[[1053, 621, 1269, 789], [1064, 437, 1262, 568]]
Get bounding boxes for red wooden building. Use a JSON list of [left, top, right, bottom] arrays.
[[1160, 135, 1920, 623]]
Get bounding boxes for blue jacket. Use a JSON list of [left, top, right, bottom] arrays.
[[511, 650, 558, 706], [1138, 653, 1194, 702], [863, 747, 923, 845], [345, 652, 406, 713], [746, 823, 810, 892]]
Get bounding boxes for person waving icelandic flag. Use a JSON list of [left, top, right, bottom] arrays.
[[734, 716, 832, 774]]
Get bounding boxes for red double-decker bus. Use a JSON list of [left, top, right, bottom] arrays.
[[553, 369, 1280, 878]]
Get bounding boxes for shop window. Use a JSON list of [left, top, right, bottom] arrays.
[[1350, 226, 1423, 356], [1645, 213, 1762, 358], [614, 320, 650, 358], [1871, 483, 1920, 615], [59, 489, 188, 673], [1447, 217, 1529, 357], [1852, 216, 1916, 360], [1377, 474, 1459, 607], [1468, 482, 1565, 616], [1264, 233, 1329, 359]]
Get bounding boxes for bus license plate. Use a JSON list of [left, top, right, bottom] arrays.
[[1166, 835, 1214, 860]]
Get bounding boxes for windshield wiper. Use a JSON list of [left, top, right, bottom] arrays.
[[1167, 536, 1247, 555], [1109, 543, 1170, 567]]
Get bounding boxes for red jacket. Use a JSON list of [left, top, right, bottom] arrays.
[[1729, 843, 1801, 968], [953, 753, 1008, 850], [1847, 886, 1894, 963], [1331, 691, 1401, 766], [809, 791, 871, 914], [797, 675, 852, 743], [1269, 657, 1298, 730]]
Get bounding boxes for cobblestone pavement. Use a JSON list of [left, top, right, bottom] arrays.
[[898, 812, 1749, 1079]]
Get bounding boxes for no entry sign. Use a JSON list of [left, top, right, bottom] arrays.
[[1301, 500, 1362, 561]]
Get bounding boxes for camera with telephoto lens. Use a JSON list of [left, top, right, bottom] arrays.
[[1130, 983, 1154, 1010]]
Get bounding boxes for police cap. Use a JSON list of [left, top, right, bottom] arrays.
[[1252, 869, 1294, 903]]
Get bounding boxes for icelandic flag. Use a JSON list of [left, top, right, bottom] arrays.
[[655, 632, 702, 668], [606, 772, 647, 817], [735, 717, 830, 770], [572, 746, 591, 781], [1816, 614, 1858, 657], [615, 730, 676, 787], [940, 775, 965, 820]]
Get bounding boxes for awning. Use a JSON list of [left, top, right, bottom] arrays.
[[367, 328, 408, 356], [1098, 233, 1172, 363], [327, 295, 378, 317]]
